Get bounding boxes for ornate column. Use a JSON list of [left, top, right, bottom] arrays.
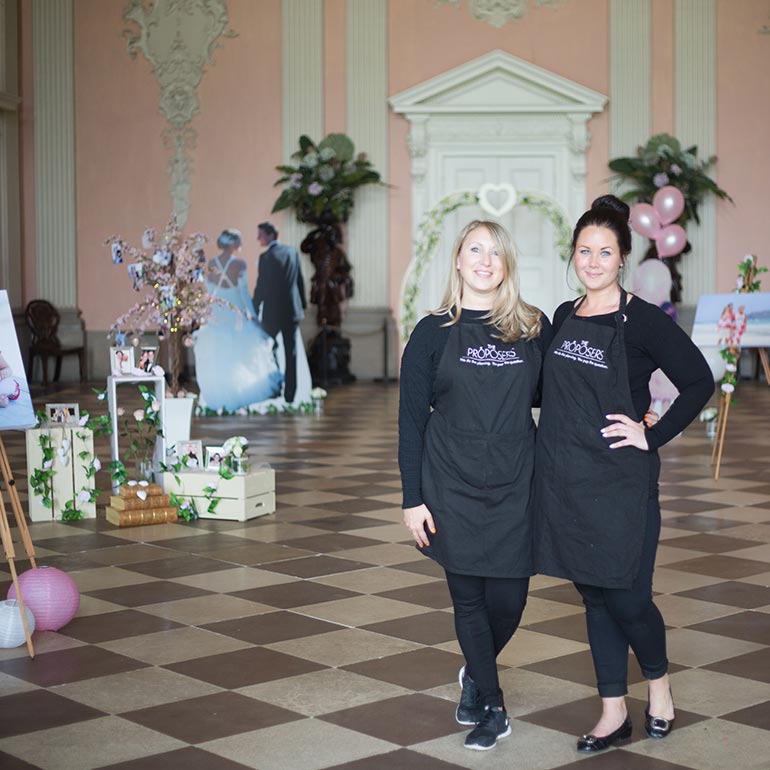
[[345, 0, 388, 309], [32, 0, 77, 311], [281, 0, 323, 256], [675, 0, 717, 304], [0, 0, 22, 308], [609, 0, 651, 280]]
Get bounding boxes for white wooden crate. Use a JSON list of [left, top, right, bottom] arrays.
[[159, 467, 275, 521], [25, 427, 96, 521]]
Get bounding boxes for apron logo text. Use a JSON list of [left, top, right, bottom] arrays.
[[460, 343, 523, 367], [554, 339, 608, 369]]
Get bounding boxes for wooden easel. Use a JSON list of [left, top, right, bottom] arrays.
[[0, 435, 36, 657], [710, 257, 770, 480], [711, 348, 770, 480]]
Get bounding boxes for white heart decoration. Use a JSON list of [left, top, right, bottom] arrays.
[[60, 439, 71, 452], [127, 480, 138, 486], [137, 490, 147, 501], [138, 480, 149, 487], [57, 448, 70, 466], [478, 183, 517, 219]]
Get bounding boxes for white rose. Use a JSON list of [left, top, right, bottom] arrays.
[[725, 363, 737, 372], [151, 400, 160, 411], [721, 383, 735, 394], [117, 407, 125, 417], [77, 489, 91, 504], [93, 458, 102, 471], [133, 409, 145, 421]]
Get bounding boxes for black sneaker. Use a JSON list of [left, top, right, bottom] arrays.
[[456, 666, 484, 725], [464, 705, 511, 750]]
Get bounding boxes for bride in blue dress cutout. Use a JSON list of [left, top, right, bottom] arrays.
[[194, 229, 284, 411]]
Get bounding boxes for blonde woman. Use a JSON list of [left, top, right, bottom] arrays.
[[399, 220, 552, 750]]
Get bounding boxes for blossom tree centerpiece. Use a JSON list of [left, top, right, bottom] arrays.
[[609, 134, 732, 302], [271, 133, 382, 385], [108, 218, 229, 394]]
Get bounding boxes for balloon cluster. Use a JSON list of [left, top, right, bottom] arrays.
[[629, 186, 686, 258]]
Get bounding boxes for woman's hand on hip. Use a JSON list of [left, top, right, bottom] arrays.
[[403, 504, 435, 548], [601, 413, 650, 451]]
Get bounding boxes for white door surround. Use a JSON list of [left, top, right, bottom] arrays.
[[389, 50, 607, 325]]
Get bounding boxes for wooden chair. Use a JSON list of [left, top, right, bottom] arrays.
[[24, 300, 86, 386]]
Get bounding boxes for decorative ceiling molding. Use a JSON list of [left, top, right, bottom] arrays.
[[123, 0, 236, 226], [437, 0, 567, 28]]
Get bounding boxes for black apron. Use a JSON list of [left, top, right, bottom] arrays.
[[420, 318, 541, 577], [533, 291, 651, 589]]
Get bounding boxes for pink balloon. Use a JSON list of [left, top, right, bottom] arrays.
[[632, 259, 672, 306], [630, 203, 662, 239], [653, 186, 685, 226], [655, 224, 687, 258]]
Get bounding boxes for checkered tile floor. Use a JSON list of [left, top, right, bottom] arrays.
[[0, 381, 769, 770]]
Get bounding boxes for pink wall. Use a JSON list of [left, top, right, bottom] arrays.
[[74, 0, 282, 331], [16, 0, 770, 334], [324, 0, 346, 135], [716, 0, 770, 293], [386, 0, 610, 315], [651, 0, 674, 135]]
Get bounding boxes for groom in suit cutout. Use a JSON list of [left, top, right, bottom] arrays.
[[253, 222, 307, 403]]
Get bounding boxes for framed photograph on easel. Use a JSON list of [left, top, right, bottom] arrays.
[[0, 291, 36, 431]]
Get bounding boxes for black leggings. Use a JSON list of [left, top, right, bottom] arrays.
[[445, 571, 529, 708], [574, 495, 668, 698]]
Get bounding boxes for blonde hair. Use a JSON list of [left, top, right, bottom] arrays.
[[433, 220, 542, 342]]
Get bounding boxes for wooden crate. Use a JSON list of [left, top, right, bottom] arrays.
[[159, 466, 275, 521], [25, 427, 96, 521]]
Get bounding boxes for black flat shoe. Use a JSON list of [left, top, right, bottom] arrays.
[[645, 686, 675, 739], [645, 707, 675, 739], [577, 718, 632, 753]]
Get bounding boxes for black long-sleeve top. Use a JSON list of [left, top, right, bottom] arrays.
[[552, 296, 714, 451], [399, 310, 553, 509]]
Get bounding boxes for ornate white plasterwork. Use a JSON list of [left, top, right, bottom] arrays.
[[123, 0, 236, 226], [389, 49, 607, 241], [437, 0, 567, 28]]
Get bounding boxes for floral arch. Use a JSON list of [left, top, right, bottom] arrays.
[[399, 185, 573, 341]]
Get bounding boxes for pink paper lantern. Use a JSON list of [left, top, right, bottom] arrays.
[[7, 566, 80, 631]]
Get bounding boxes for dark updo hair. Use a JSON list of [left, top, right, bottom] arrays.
[[570, 194, 632, 261], [216, 228, 242, 250]]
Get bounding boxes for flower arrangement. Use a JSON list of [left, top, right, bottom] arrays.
[[115, 385, 162, 478], [271, 133, 382, 225], [718, 255, 766, 397], [609, 134, 731, 227], [108, 218, 230, 393], [699, 407, 718, 423], [222, 435, 250, 474], [736, 254, 767, 293]]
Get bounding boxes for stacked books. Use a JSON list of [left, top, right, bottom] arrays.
[[105, 483, 178, 527]]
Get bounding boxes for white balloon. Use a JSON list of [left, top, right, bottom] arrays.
[[632, 259, 672, 307], [699, 346, 727, 382]]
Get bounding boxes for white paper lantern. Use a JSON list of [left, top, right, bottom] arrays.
[[0, 599, 35, 648]]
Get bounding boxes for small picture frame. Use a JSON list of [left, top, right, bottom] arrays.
[[178, 440, 203, 469], [159, 285, 176, 310], [205, 446, 224, 471], [110, 346, 135, 376], [138, 346, 158, 374], [46, 402, 80, 426]]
